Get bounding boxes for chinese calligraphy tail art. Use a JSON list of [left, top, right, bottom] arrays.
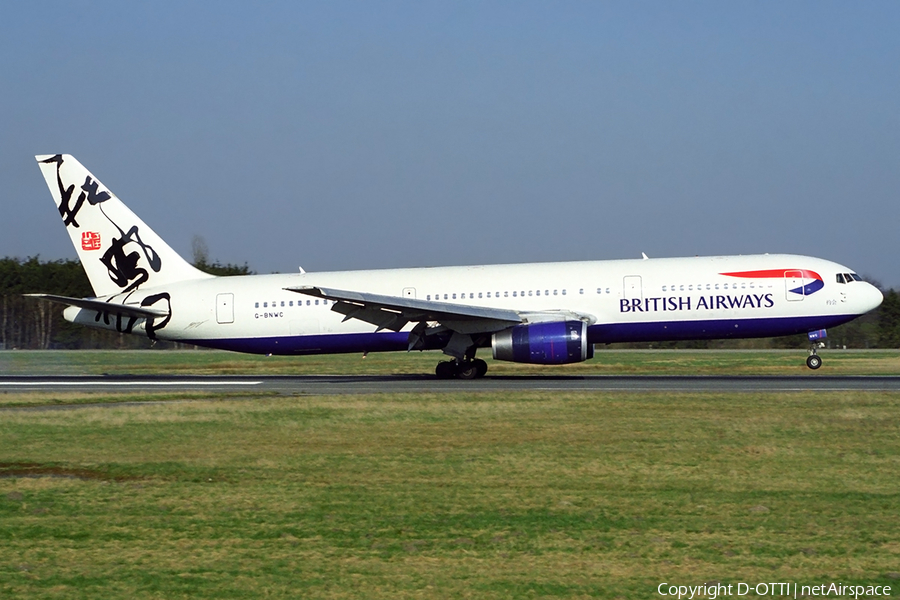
[[35, 154, 210, 298]]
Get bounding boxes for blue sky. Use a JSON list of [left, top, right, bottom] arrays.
[[3, 2, 899, 285]]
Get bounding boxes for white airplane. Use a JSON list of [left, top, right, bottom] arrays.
[[30, 154, 883, 377]]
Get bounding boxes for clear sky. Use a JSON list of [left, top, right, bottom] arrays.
[[3, 2, 899, 285]]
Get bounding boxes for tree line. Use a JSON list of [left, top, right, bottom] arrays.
[[1, 256, 899, 350]]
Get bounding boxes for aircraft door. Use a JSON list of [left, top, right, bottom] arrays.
[[623, 276, 642, 301], [402, 287, 416, 299], [785, 271, 804, 302], [216, 293, 234, 323]]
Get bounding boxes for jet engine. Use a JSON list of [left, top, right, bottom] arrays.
[[491, 321, 593, 365]]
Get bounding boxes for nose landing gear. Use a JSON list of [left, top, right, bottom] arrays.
[[806, 329, 826, 370], [806, 351, 822, 370]]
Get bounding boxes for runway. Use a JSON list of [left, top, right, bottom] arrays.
[[3, 374, 900, 395]]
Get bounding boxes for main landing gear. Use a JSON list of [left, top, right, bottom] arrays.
[[435, 358, 488, 379]]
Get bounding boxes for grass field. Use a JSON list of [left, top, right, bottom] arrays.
[[2, 386, 899, 599], [2, 351, 899, 598], [3, 348, 900, 376]]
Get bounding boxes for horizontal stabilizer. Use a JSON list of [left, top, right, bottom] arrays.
[[24, 294, 169, 319]]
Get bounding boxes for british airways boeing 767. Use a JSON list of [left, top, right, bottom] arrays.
[[29, 154, 883, 377]]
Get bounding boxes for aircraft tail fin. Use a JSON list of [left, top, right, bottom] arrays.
[[35, 154, 212, 297]]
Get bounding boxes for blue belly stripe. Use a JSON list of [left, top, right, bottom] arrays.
[[182, 313, 860, 356]]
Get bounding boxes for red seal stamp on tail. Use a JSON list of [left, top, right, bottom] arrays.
[[81, 231, 101, 250]]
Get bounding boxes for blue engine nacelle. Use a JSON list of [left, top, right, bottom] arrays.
[[491, 321, 593, 365]]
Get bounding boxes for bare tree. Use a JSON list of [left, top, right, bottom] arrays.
[[192, 235, 210, 267]]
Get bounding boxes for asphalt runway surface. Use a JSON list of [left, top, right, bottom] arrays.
[[3, 374, 900, 395]]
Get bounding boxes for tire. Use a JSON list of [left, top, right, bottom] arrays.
[[473, 358, 488, 378], [456, 362, 479, 380], [806, 355, 822, 370], [435, 361, 456, 379]]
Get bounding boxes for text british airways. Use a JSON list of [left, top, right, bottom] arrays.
[[620, 294, 775, 313]]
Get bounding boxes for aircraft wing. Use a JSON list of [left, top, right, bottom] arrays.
[[286, 285, 597, 358], [23, 294, 169, 319], [285, 286, 524, 334]]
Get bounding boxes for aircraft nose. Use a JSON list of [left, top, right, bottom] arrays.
[[862, 283, 884, 313]]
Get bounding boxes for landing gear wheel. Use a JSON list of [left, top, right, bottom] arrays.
[[473, 358, 488, 378], [435, 353, 487, 380], [435, 361, 456, 379], [806, 354, 822, 370], [456, 361, 479, 380]]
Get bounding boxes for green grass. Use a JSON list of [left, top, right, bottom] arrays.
[[1, 390, 899, 598], [3, 348, 900, 375]]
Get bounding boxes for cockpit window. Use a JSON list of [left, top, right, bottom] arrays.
[[851, 274, 863, 282], [836, 274, 845, 284]]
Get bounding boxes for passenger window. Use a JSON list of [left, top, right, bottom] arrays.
[[662, 286, 667, 292], [478, 292, 482, 298], [597, 288, 602, 294], [452, 293, 457, 299], [487, 292, 491, 298], [513, 291, 517, 297], [504, 291, 508, 297], [536, 290, 541, 296], [470, 293, 474, 299], [553, 290, 558, 296], [715, 284, 719, 290], [281, 301, 285, 307], [579, 288, 583, 294], [263, 302, 268, 308], [528, 291, 532, 296], [562, 289, 566, 295], [679, 285, 684, 291], [255, 302, 259, 308], [706, 284, 711, 290]]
